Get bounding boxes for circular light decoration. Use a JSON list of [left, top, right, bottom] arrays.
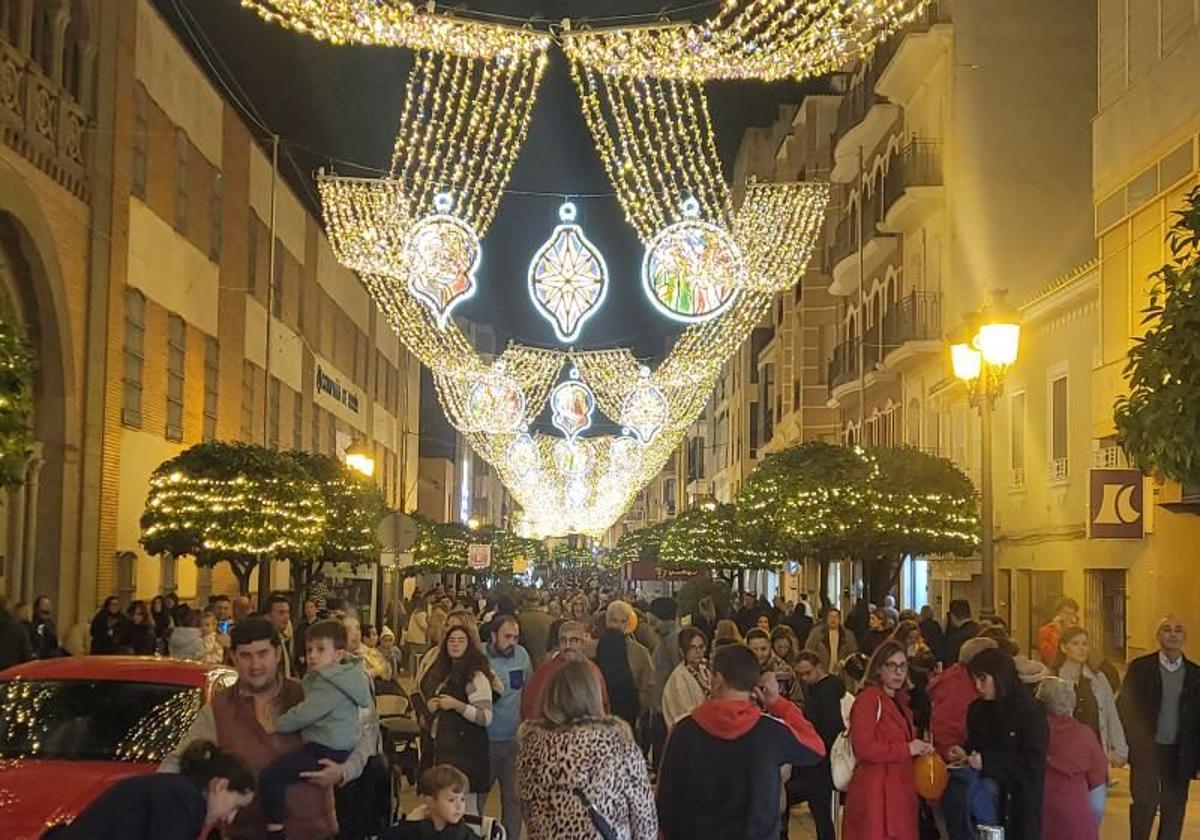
[[549, 368, 596, 440], [404, 192, 482, 328], [506, 428, 540, 480], [553, 438, 593, 478], [619, 366, 669, 445], [465, 361, 526, 433], [528, 202, 609, 343], [642, 197, 743, 322]]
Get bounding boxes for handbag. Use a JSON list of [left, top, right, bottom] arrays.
[[573, 786, 619, 840], [830, 696, 881, 792]]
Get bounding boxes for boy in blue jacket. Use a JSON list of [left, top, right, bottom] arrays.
[[260, 618, 372, 838]]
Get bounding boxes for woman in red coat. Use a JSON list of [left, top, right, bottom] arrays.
[[843, 639, 935, 840], [1038, 676, 1107, 840]]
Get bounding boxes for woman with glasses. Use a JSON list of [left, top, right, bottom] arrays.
[[842, 640, 934, 840], [661, 627, 711, 728], [949, 647, 1049, 840]]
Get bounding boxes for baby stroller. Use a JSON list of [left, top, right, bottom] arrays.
[[377, 691, 422, 818]]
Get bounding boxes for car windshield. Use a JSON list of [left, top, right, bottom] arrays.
[[0, 679, 202, 762]]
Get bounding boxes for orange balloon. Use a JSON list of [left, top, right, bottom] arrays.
[[913, 753, 949, 800]]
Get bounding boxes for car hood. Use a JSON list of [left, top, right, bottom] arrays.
[[0, 758, 155, 839]]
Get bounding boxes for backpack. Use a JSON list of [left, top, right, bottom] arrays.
[[830, 695, 881, 792]]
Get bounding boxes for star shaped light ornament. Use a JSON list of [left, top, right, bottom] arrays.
[[642, 196, 743, 323], [404, 192, 482, 328], [528, 202, 609, 343]]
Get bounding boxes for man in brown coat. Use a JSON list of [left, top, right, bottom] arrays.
[[161, 616, 376, 840]]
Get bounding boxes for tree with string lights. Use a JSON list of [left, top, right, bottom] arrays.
[[140, 442, 325, 595], [0, 313, 34, 488], [659, 503, 781, 575]]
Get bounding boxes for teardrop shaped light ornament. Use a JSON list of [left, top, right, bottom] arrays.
[[506, 428, 540, 480], [404, 192, 482, 328], [465, 361, 526, 433], [528, 202, 609, 342], [608, 434, 642, 475], [553, 438, 593, 478], [642, 197, 743, 322], [565, 477, 591, 510], [619, 366, 668, 445], [549, 368, 596, 440]]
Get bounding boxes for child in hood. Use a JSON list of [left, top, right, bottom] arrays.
[[259, 618, 373, 839]]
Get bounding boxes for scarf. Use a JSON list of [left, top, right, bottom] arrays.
[[686, 660, 711, 695]]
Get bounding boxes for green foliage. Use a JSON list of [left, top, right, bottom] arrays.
[[140, 442, 326, 577], [676, 575, 733, 620], [659, 503, 781, 571], [0, 314, 34, 488], [286, 451, 387, 568], [407, 515, 547, 575], [612, 521, 668, 566], [737, 441, 979, 562], [1115, 186, 1200, 485]]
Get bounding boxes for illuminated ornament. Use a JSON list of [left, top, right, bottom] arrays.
[[565, 478, 590, 509], [465, 361, 526, 433], [506, 429, 540, 479], [619, 367, 668, 444], [528, 202, 609, 343], [549, 369, 596, 440], [642, 197, 743, 322], [608, 434, 642, 474], [553, 438, 592, 478], [404, 193, 482, 328]]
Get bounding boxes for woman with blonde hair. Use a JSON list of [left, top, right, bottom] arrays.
[[712, 619, 743, 651], [517, 659, 656, 840]]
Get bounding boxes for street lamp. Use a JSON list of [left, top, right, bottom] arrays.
[[344, 439, 376, 478], [950, 290, 1021, 616]]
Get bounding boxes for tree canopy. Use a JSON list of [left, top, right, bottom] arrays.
[[0, 312, 34, 488], [287, 451, 387, 569], [1115, 186, 1200, 486], [659, 503, 781, 571], [140, 442, 325, 592]]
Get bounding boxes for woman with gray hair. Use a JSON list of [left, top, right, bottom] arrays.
[[1037, 676, 1107, 840]]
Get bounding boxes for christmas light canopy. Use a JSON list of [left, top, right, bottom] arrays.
[[404, 193, 482, 328], [465, 361, 527, 433], [506, 429, 540, 479], [528, 201, 609, 343], [642, 199, 743, 323]]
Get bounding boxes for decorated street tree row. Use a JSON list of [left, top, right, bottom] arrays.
[[736, 441, 980, 606], [140, 442, 385, 595], [407, 515, 548, 577]]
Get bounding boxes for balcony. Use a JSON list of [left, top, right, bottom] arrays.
[[1049, 457, 1070, 484], [880, 289, 942, 368], [829, 193, 899, 296], [880, 140, 944, 232], [0, 39, 89, 199], [875, 1, 954, 104], [827, 339, 858, 393], [826, 325, 887, 403]]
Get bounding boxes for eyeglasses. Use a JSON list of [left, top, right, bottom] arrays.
[[882, 661, 909, 673]]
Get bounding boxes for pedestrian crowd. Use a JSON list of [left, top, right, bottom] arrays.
[[4, 583, 1199, 840]]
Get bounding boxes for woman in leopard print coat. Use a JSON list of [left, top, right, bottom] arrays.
[[517, 659, 657, 840]]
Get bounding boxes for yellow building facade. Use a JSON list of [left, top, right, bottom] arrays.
[[0, 0, 421, 627]]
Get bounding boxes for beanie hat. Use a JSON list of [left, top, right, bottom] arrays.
[[958, 636, 999, 665]]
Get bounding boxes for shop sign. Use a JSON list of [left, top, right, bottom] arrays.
[[1089, 468, 1144, 539]]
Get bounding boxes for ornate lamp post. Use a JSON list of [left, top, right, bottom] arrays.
[[949, 290, 1021, 616]]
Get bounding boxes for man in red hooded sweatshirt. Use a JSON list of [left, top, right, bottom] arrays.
[[657, 643, 825, 840]]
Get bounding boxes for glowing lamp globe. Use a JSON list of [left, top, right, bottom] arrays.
[[950, 342, 982, 382], [913, 753, 948, 800], [976, 322, 1021, 367]]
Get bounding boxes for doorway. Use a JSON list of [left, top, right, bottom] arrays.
[[1086, 569, 1127, 663]]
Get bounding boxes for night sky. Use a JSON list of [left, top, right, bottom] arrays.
[[156, 0, 826, 363]]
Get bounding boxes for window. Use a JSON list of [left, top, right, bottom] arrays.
[[268, 376, 281, 449], [132, 87, 147, 198], [174, 129, 189, 233], [312, 408, 322, 455], [210, 174, 223, 261], [327, 415, 337, 455], [241, 361, 256, 442], [1050, 373, 1069, 480], [1010, 391, 1026, 487], [166, 315, 185, 441], [122, 289, 145, 428], [203, 336, 219, 442], [292, 388, 303, 450], [247, 217, 258, 294]]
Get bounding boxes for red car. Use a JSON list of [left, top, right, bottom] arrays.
[[0, 656, 236, 839]]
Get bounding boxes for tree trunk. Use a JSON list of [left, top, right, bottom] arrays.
[[818, 557, 831, 610], [229, 560, 254, 596]]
